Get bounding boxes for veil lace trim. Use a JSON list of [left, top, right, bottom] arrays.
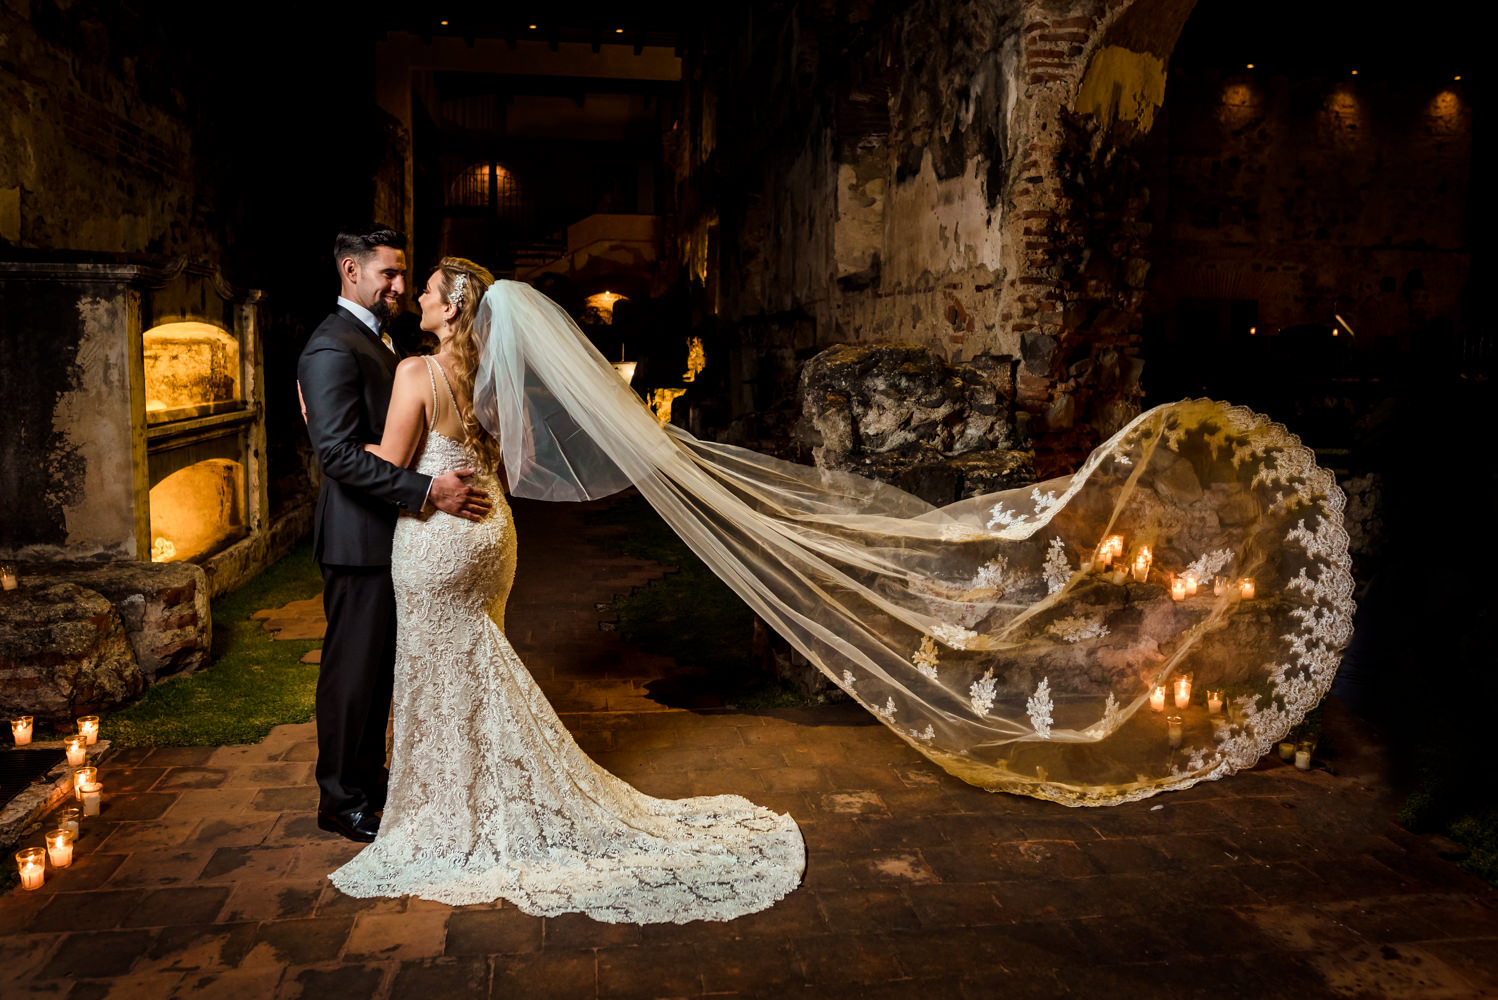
[[473, 280, 1354, 806]]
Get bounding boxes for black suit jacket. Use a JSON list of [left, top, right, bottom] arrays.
[[297, 307, 432, 566]]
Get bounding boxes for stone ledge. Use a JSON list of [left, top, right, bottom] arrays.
[[0, 739, 113, 852]]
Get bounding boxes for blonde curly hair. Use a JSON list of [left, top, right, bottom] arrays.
[[432, 256, 504, 477]]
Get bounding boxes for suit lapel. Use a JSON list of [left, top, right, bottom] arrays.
[[334, 306, 401, 372]]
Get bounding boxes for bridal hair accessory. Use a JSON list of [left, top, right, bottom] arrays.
[[447, 271, 469, 309], [471, 280, 1354, 806]]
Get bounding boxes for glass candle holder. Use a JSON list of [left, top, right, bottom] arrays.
[[44, 828, 74, 868], [1149, 685, 1166, 712], [11, 716, 32, 746], [1, 562, 17, 591], [1207, 690, 1224, 715], [76, 716, 100, 746], [1170, 578, 1187, 601], [1277, 740, 1296, 761], [1167, 716, 1184, 748], [1239, 578, 1255, 600], [15, 847, 45, 890], [1132, 547, 1151, 583], [1295, 741, 1314, 771], [80, 782, 103, 817], [56, 807, 81, 842], [1183, 573, 1198, 596], [1174, 677, 1192, 709], [73, 766, 97, 802], [63, 735, 88, 767]]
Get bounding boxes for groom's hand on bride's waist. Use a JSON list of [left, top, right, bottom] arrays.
[[427, 469, 492, 521]]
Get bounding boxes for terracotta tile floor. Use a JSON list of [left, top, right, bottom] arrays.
[[3, 497, 1496, 998]]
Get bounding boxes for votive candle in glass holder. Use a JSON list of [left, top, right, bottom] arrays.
[[1277, 740, 1295, 761], [1167, 716, 1184, 748], [1239, 578, 1255, 600], [1149, 685, 1167, 712], [11, 716, 32, 746], [1170, 577, 1187, 601], [63, 735, 88, 767], [1295, 742, 1314, 771], [1207, 690, 1224, 715], [44, 828, 73, 868], [1174, 676, 1192, 709], [76, 716, 100, 746], [1213, 576, 1226, 597], [1094, 544, 1113, 570], [1183, 573, 1198, 596], [1132, 546, 1152, 583], [15, 847, 45, 890], [1, 563, 17, 591], [80, 782, 103, 817], [73, 766, 97, 802], [56, 807, 81, 842]]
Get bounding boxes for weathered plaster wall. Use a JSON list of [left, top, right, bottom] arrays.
[[676, 0, 1196, 470], [0, 1, 220, 257], [0, 277, 144, 560]]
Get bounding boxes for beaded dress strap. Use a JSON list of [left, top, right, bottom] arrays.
[[421, 356, 441, 432]]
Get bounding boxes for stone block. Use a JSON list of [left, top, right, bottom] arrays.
[[19, 560, 211, 682], [799, 342, 1033, 505], [0, 583, 144, 722]]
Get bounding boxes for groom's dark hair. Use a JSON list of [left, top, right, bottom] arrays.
[[333, 224, 407, 269]]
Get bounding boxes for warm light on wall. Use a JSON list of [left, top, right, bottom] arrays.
[[142, 322, 240, 423], [583, 291, 627, 326], [149, 459, 244, 564]]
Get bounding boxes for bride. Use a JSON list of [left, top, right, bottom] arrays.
[[333, 256, 1352, 913], [328, 258, 806, 923]]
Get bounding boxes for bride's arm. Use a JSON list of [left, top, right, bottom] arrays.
[[365, 358, 433, 468]]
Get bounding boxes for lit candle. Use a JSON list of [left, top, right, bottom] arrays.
[[1170, 578, 1187, 601], [1167, 715, 1184, 748], [1239, 578, 1255, 600], [76, 716, 100, 746], [10, 716, 32, 746], [57, 808, 81, 842], [0, 563, 17, 591], [1174, 676, 1192, 709], [1295, 744, 1313, 771], [1095, 544, 1113, 570], [45, 829, 73, 868], [1149, 685, 1166, 712], [63, 735, 87, 767], [1183, 573, 1198, 596], [1107, 535, 1124, 560], [1132, 546, 1151, 582], [15, 847, 45, 891], [80, 782, 103, 817], [73, 766, 97, 802], [1207, 690, 1223, 715]]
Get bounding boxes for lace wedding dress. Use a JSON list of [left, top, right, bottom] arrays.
[[329, 429, 806, 922]]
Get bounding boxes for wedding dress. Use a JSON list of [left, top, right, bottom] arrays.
[[329, 374, 805, 922]]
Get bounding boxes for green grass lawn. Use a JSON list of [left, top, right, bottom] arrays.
[[101, 540, 325, 747]]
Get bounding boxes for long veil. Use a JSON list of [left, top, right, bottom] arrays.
[[473, 280, 1355, 806]]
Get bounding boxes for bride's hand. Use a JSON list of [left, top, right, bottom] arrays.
[[429, 468, 492, 520]]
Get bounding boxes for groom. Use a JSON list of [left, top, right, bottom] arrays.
[[297, 224, 491, 843]]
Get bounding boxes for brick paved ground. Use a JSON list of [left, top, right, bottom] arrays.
[[3, 498, 1496, 999]]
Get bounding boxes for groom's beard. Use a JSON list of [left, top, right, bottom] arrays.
[[369, 298, 397, 326]]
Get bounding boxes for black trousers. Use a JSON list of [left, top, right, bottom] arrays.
[[315, 564, 396, 815]]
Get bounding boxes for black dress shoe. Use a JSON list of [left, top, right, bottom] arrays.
[[317, 808, 380, 843]]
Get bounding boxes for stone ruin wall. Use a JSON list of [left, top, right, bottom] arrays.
[[674, 0, 1197, 475]]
